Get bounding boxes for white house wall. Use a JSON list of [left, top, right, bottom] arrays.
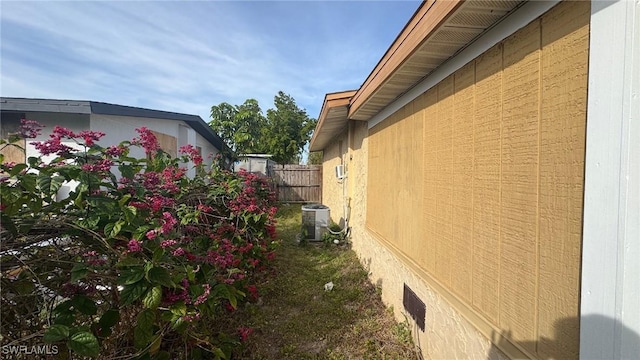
[[90, 114, 216, 170]]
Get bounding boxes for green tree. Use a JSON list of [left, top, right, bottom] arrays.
[[307, 151, 323, 165], [262, 91, 316, 164], [209, 99, 265, 155], [209, 92, 316, 164]]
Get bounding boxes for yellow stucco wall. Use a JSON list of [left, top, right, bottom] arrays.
[[321, 2, 590, 359], [321, 132, 348, 227]]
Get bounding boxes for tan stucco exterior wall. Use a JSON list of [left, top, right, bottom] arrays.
[[320, 2, 589, 358], [322, 132, 348, 228], [325, 121, 508, 360]]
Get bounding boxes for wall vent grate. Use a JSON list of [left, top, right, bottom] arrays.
[[403, 283, 426, 331]]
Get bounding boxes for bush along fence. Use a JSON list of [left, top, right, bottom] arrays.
[[0, 120, 278, 359]]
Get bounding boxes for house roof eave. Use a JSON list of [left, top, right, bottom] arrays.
[[348, 0, 525, 122], [309, 90, 356, 152], [0, 97, 232, 156]]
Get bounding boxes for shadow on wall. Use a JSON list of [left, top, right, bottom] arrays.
[[488, 314, 640, 360]]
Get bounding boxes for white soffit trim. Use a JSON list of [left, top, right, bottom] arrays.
[[368, 0, 560, 130], [581, 0, 640, 359]]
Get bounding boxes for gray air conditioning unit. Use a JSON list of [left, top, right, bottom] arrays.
[[301, 204, 330, 241]]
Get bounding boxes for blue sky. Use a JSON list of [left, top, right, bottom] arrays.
[[1, 0, 419, 155]]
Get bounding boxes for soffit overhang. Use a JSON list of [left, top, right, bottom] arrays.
[[349, 0, 524, 121], [309, 90, 357, 152]]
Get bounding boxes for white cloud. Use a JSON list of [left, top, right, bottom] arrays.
[[1, 0, 420, 122]]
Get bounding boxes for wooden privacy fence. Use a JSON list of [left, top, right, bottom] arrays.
[[272, 165, 322, 203]]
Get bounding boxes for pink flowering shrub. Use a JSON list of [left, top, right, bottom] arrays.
[[0, 121, 277, 359]]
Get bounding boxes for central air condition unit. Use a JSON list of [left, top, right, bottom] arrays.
[[301, 204, 330, 241]]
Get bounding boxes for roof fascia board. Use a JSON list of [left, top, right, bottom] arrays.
[[368, 0, 560, 130], [350, 0, 464, 119], [0, 97, 91, 114], [309, 90, 356, 151], [90, 101, 199, 123]]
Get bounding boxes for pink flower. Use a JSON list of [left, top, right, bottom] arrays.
[[132, 127, 159, 155], [105, 145, 126, 157], [146, 195, 175, 212], [160, 239, 177, 248], [77, 130, 105, 146], [81, 159, 113, 173], [246, 285, 258, 300], [194, 284, 211, 305], [82, 251, 106, 266], [179, 144, 203, 165], [127, 239, 143, 253], [182, 313, 201, 322], [18, 119, 45, 139], [238, 327, 254, 342], [31, 138, 74, 156], [51, 126, 76, 139], [161, 212, 177, 234], [197, 204, 213, 212], [2, 161, 17, 170], [172, 247, 185, 256], [146, 230, 158, 240]]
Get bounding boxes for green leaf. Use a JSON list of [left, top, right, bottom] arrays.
[[9, 163, 28, 176], [134, 309, 155, 349], [152, 247, 165, 262], [20, 173, 37, 193], [133, 226, 151, 241], [71, 263, 89, 282], [104, 222, 114, 238], [69, 331, 100, 358], [149, 335, 162, 355], [169, 302, 186, 317], [118, 194, 132, 207], [119, 164, 136, 179], [99, 309, 120, 333], [118, 265, 145, 285], [43, 324, 70, 342], [72, 295, 97, 315], [170, 315, 186, 331], [117, 257, 143, 267], [186, 265, 196, 282], [0, 213, 17, 236], [120, 281, 149, 305], [153, 351, 170, 360], [111, 220, 125, 238], [124, 205, 137, 222], [213, 347, 228, 360], [54, 312, 75, 326], [37, 174, 64, 197], [228, 295, 238, 309], [147, 267, 174, 288], [142, 286, 162, 310]]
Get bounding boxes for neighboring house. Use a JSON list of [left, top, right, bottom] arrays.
[[310, 1, 638, 360], [233, 154, 277, 177], [0, 97, 232, 176]]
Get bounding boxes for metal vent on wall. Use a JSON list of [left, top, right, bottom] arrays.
[[403, 283, 426, 332]]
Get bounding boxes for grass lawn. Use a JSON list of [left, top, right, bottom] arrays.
[[227, 204, 418, 359]]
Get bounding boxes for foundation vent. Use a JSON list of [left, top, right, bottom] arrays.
[[403, 283, 426, 331]]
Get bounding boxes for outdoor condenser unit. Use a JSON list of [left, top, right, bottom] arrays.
[[301, 204, 330, 241]]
